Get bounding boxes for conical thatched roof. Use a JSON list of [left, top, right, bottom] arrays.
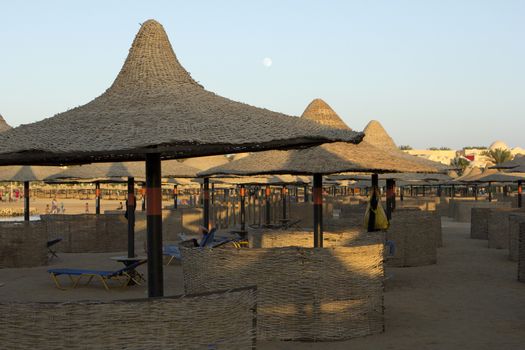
[[0, 114, 11, 133], [199, 102, 444, 176], [46, 160, 199, 182], [301, 99, 350, 130], [491, 155, 525, 172], [203, 175, 310, 185], [473, 172, 525, 183], [199, 140, 442, 176], [0, 20, 362, 166], [362, 120, 397, 151], [0, 166, 63, 182], [181, 155, 230, 171], [455, 167, 483, 182]]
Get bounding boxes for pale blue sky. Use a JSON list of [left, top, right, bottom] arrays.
[[1, 0, 523, 149]]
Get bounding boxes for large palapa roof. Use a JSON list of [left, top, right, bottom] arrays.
[[301, 99, 350, 130], [0, 114, 12, 133], [0, 20, 362, 166], [362, 120, 398, 151], [46, 160, 199, 182], [199, 100, 444, 176], [0, 166, 63, 182]]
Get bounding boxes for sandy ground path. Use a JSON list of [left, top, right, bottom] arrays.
[[260, 217, 525, 350]]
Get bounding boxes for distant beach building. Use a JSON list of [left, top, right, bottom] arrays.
[[404, 139, 525, 167]]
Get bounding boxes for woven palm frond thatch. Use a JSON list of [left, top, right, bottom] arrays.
[[181, 156, 230, 171], [301, 99, 350, 130], [46, 160, 199, 182], [0, 20, 362, 166], [0, 166, 63, 182], [362, 120, 398, 151], [0, 114, 11, 133], [199, 100, 444, 177], [199, 140, 443, 177]]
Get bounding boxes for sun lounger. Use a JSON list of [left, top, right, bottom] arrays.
[[48, 260, 146, 291], [46, 238, 62, 259], [164, 228, 236, 265]]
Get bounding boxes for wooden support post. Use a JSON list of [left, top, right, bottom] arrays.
[[203, 178, 210, 230], [23, 181, 30, 221], [313, 174, 323, 248], [368, 174, 379, 232], [127, 177, 136, 258], [146, 154, 163, 297], [95, 181, 101, 214]]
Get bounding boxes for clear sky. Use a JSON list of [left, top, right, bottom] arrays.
[[1, 0, 523, 149]]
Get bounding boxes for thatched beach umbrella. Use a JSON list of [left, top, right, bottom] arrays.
[[47, 160, 200, 258], [0, 20, 361, 297], [0, 114, 12, 133], [200, 99, 444, 246], [0, 166, 63, 221]]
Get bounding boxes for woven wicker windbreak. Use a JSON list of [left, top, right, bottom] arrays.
[[181, 244, 384, 341], [0, 222, 47, 268], [519, 222, 525, 282], [0, 165, 63, 182], [301, 99, 350, 130], [0, 287, 257, 349], [0, 20, 361, 166], [509, 214, 525, 262]]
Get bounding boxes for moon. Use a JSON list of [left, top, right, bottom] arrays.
[[262, 57, 272, 67]]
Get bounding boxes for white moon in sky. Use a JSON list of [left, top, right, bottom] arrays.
[[262, 57, 273, 67]]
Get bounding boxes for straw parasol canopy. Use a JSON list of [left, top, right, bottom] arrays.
[[472, 172, 525, 183], [181, 156, 230, 171], [0, 165, 63, 182], [455, 167, 483, 183], [0, 20, 361, 166], [491, 155, 525, 172], [0, 114, 12, 133], [200, 175, 310, 186], [46, 161, 199, 182], [199, 100, 444, 177], [362, 120, 397, 151], [301, 99, 350, 130]]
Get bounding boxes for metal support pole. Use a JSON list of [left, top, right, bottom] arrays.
[[146, 154, 163, 297], [518, 180, 522, 208], [474, 184, 478, 201], [23, 181, 30, 221], [313, 174, 323, 248], [173, 184, 178, 210], [127, 177, 135, 258], [203, 177, 210, 230], [368, 174, 379, 232], [488, 182, 492, 202], [95, 181, 101, 215]]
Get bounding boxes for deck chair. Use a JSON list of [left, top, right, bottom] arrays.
[[46, 238, 63, 260], [164, 227, 228, 265], [48, 260, 146, 291]]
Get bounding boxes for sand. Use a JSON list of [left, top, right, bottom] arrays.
[[0, 216, 524, 349]]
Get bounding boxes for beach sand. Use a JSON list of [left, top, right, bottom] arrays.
[[0, 217, 524, 349]]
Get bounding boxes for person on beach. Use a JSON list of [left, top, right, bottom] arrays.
[[117, 202, 123, 210], [51, 198, 58, 213], [45, 204, 50, 214], [85, 202, 89, 213]]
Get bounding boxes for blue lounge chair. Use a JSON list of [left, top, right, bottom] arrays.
[[164, 227, 233, 265], [48, 260, 146, 291]]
